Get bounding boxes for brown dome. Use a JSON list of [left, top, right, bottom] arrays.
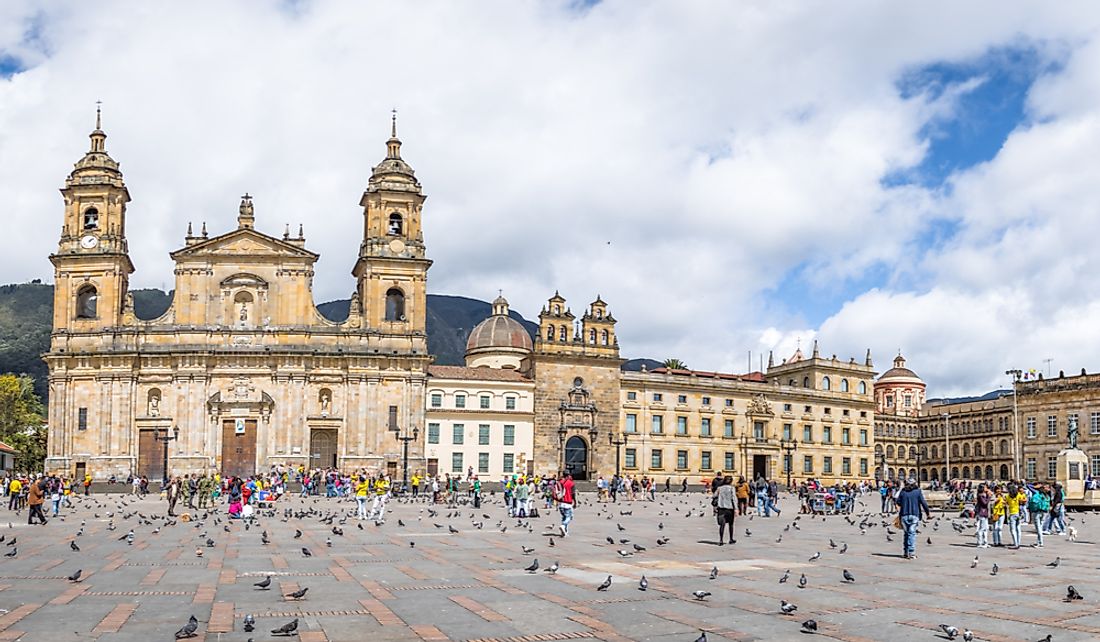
[[466, 298, 533, 353], [877, 354, 924, 384]]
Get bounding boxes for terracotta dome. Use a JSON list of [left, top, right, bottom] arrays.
[[877, 354, 924, 384]]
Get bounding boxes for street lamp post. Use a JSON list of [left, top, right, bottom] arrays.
[[1005, 369, 1022, 480], [154, 426, 180, 487], [779, 438, 798, 489], [394, 426, 419, 494], [609, 432, 628, 478], [943, 412, 951, 482]]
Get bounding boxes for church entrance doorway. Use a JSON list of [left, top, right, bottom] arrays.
[[309, 429, 338, 469], [221, 419, 257, 478], [752, 454, 768, 481], [564, 436, 589, 480], [138, 429, 164, 481]]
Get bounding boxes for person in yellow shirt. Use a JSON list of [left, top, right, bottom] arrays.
[[83, 473, 92, 496], [1004, 483, 1027, 549], [411, 473, 421, 499], [369, 475, 390, 522], [354, 476, 370, 520], [990, 486, 1006, 547], [8, 478, 22, 510]]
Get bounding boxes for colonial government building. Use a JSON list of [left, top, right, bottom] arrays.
[[42, 113, 898, 484]]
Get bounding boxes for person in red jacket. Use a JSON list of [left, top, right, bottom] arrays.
[[557, 473, 575, 537]]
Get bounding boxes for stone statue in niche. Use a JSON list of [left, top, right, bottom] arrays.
[[320, 391, 331, 416], [148, 392, 160, 417], [239, 301, 248, 322]]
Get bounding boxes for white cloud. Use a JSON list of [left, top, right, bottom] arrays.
[[2, 1, 1100, 395]]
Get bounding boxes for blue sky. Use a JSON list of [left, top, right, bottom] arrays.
[[771, 44, 1058, 329]]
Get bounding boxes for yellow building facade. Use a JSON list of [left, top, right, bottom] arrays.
[[45, 113, 431, 480]]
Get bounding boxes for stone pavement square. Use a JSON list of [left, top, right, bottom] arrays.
[[0, 491, 1093, 641]]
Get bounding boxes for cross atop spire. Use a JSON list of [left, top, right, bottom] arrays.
[[386, 109, 403, 159], [391, 108, 397, 138], [238, 193, 255, 229], [95, 100, 102, 130], [89, 101, 107, 153]]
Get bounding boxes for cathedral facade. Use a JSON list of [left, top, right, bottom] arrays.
[[44, 113, 430, 480]]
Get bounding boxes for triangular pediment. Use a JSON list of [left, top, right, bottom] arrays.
[[170, 228, 319, 261]]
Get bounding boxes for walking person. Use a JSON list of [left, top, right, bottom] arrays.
[[990, 485, 1006, 546], [355, 475, 370, 520], [974, 483, 991, 548], [714, 476, 736, 545], [896, 477, 930, 559], [369, 475, 390, 522], [1029, 483, 1051, 548], [1045, 482, 1066, 535], [557, 472, 575, 537], [27, 476, 48, 526], [1004, 482, 1027, 549], [7, 476, 21, 511], [735, 477, 749, 516]]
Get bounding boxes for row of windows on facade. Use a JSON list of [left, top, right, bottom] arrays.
[[624, 414, 870, 445], [544, 325, 612, 345], [779, 377, 866, 393], [627, 392, 869, 418], [429, 393, 519, 411], [913, 465, 1012, 482], [877, 439, 1013, 461], [921, 416, 1012, 438], [875, 424, 920, 438], [427, 423, 517, 446], [448, 451, 517, 474], [1023, 456, 1100, 480], [1024, 412, 1100, 438], [620, 448, 871, 477], [882, 392, 916, 408]]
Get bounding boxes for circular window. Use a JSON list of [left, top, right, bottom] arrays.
[[572, 377, 584, 388]]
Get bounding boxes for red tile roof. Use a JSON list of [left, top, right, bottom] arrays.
[[427, 365, 532, 382], [0, 441, 16, 454]]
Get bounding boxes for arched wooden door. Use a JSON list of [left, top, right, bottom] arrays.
[[310, 429, 338, 469], [564, 436, 589, 481]]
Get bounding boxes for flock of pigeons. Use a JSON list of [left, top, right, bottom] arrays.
[[0, 487, 1086, 640]]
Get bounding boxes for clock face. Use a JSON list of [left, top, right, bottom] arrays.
[[80, 235, 99, 249], [388, 238, 406, 253]]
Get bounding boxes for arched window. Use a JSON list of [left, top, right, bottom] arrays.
[[920, 446, 928, 459], [999, 464, 1009, 480], [546, 326, 554, 340], [553, 304, 560, 314], [974, 442, 982, 457], [986, 440, 993, 456], [821, 376, 831, 391], [950, 467, 958, 479], [930, 445, 938, 459], [385, 288, 405, 321], [802, 376, 810, 388], [558, 325, 568, 341], [999, 439, 1008, 455], [858, 381, 866, 394], [963, 466, 971, 479], [388, 212, 403, 235], [962, 443, 970, 457], [76, 285, 98, 319], [920, 469, 928, 482], [874, 444, 883, 455], [886, 445, 895, 459], [840, 378, 849, 392], [83, 207, 99, 230], [898, 446, 906, 460], [930, 468, 939, 481], [600, 329, 609, 346], [973, 466, 982, 480], [986, 465, 994, 480], [588, 329, 596, 344]]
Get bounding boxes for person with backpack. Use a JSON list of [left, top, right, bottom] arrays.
[[1044, 482, 1065, 535], [1029, 483, 1051, 547], [974, 483, 991, 548]]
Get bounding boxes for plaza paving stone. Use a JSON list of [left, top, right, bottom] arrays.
[[0, 491, 1094, 641]]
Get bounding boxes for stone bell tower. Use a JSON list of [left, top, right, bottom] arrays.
[[350, 113, 431, 349], [49, 106, 135, 332]]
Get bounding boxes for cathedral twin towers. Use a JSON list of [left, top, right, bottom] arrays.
[[45, 113, 435, 480]]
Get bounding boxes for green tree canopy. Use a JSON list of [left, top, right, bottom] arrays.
[[0, 373, 46, 472], [662, 358, 688, 370]]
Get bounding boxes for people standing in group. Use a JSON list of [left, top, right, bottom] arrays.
[[713, 475, 736, 545], [369, 474, 390, 522], [974, 483, 991, 548], [896, 477, 931, 559], [990, 485, 1006, 546]]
